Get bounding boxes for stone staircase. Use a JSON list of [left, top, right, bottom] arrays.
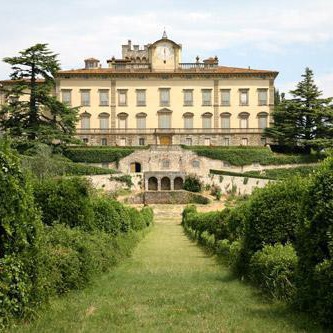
[[151, 204, 185, 224]]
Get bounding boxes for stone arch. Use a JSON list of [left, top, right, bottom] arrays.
[[148, 177, 158, 191], [174, 177, 184, 190], [161, 177, 171, 190]]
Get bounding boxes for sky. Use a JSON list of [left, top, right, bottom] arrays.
[[1, 0, 333, 97]]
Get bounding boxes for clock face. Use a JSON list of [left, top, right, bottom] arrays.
[[156, 43, 174, 60]]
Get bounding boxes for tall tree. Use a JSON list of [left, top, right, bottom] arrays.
[[0, 44, 78, 144], [265, 68, 333, 151]]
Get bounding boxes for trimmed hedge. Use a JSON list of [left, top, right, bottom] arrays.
[[63, 147, 136, 163], [1, 143, 154, 329], [182, 157, 333, 329], [295, 157, 333, 327], [184, 146, 325, 166], [249, 243, 297, 301]]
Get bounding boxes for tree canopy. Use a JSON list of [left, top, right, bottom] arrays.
[[0, 43, 78, 144], [265, 68, 333, 151]]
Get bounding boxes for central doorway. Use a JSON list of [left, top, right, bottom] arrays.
[[160, 136, 172, 145]]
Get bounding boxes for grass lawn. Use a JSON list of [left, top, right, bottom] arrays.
[[11, 207, 323, 333]]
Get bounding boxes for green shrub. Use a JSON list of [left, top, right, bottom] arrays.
[[110, 174, 133, 188], [295, 157, 333, 327], [185, 146, 324, 166], [199, 231, 215, 250], [239, 177, 306, 274], [0, 141, 43, 327], [91, 196, 124, 235], [33, 177, 95, 230], [183, 174, 202, 192], [249, 243, 297, 301], [63, 147, 135, 163]]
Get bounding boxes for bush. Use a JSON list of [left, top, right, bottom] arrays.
[[63, 147, 135, 163], [295, 157, 333, 327], [239, 177, 306, 274], [249, 243, 297, 301], [33, 177, 95, 230], [184, 146, 324, 166], [183, 174, 202, 192], [0, 141, 43, 327]]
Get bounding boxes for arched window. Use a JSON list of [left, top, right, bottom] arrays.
[[258, 112, 268, 129], [183, 112, 194, 129], [161, 177, 171, 190], [174, 177, 184, 190], [148, 177, 158, 191], [192, 160, 200, 168], [117, 112, 128, 129], [202, 112, 213, 129], [220, 112, 231, 129], [136, 112, 147, 129], [162, 159, 170, 169], [239, 112, 250, 129], [99, 112, 110, 129], [80, 112, 91, 129]]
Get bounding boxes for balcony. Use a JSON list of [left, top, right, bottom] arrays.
[[76, 128, 264, 135]]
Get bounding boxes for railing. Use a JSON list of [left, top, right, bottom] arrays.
[[112, 63, 151, 72], [76, 128, 264, 135], [178, 63, 218, 71]]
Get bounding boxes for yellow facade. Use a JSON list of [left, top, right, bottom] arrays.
[[56, 33, 278, 146]]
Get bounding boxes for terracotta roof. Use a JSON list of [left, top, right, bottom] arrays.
[[57, 66, 278, 76], [0, 79, 45, 85]]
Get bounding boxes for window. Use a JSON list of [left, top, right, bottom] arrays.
[[202, 112, 212, 129], [118, 90, 127, 106], [239, 112, 249, 129], [223, 137, 230, 146], [202, 89, 212, 106], [160, 88, 170, 107], [99, 90, 109, 106], [61, 90, 72, 106], [82, 138, 89, 144], [136, 113, 147, 129], [221, 89, 230, 106], [99, 113, 110, 129], [136, 89, 146, 106], [101, 138, 107, 146], [162, 159, 170, 169], [139, 138, 145, 146], [183, 89, 193, 106], [258, 112, 268, 129], [204, 138, 211, 146], [80, 112, 91, 129], [242, 138, 248, 146], [80, 90, 90, 106], [258, 89, 268, 106], [239, 89, 249, 106], [261, 137, 267, 145], [117, 113, 128, 129], [221, 113, 231, 129], [185, 138, 192, 146], [120, 138, 126, 146], [158, 112, 171, 128], [183, 112, 194, 129]]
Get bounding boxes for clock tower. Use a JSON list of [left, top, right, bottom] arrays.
[[149, 31, 182, 72]]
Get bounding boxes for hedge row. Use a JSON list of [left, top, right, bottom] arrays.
[[182, 158, 333, 328], [184, 146, 325, 166], [63, 147, 136, 163], [0, 143, 153, 329]]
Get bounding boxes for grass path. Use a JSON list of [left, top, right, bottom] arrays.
[[12, 205, 322, 333]]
